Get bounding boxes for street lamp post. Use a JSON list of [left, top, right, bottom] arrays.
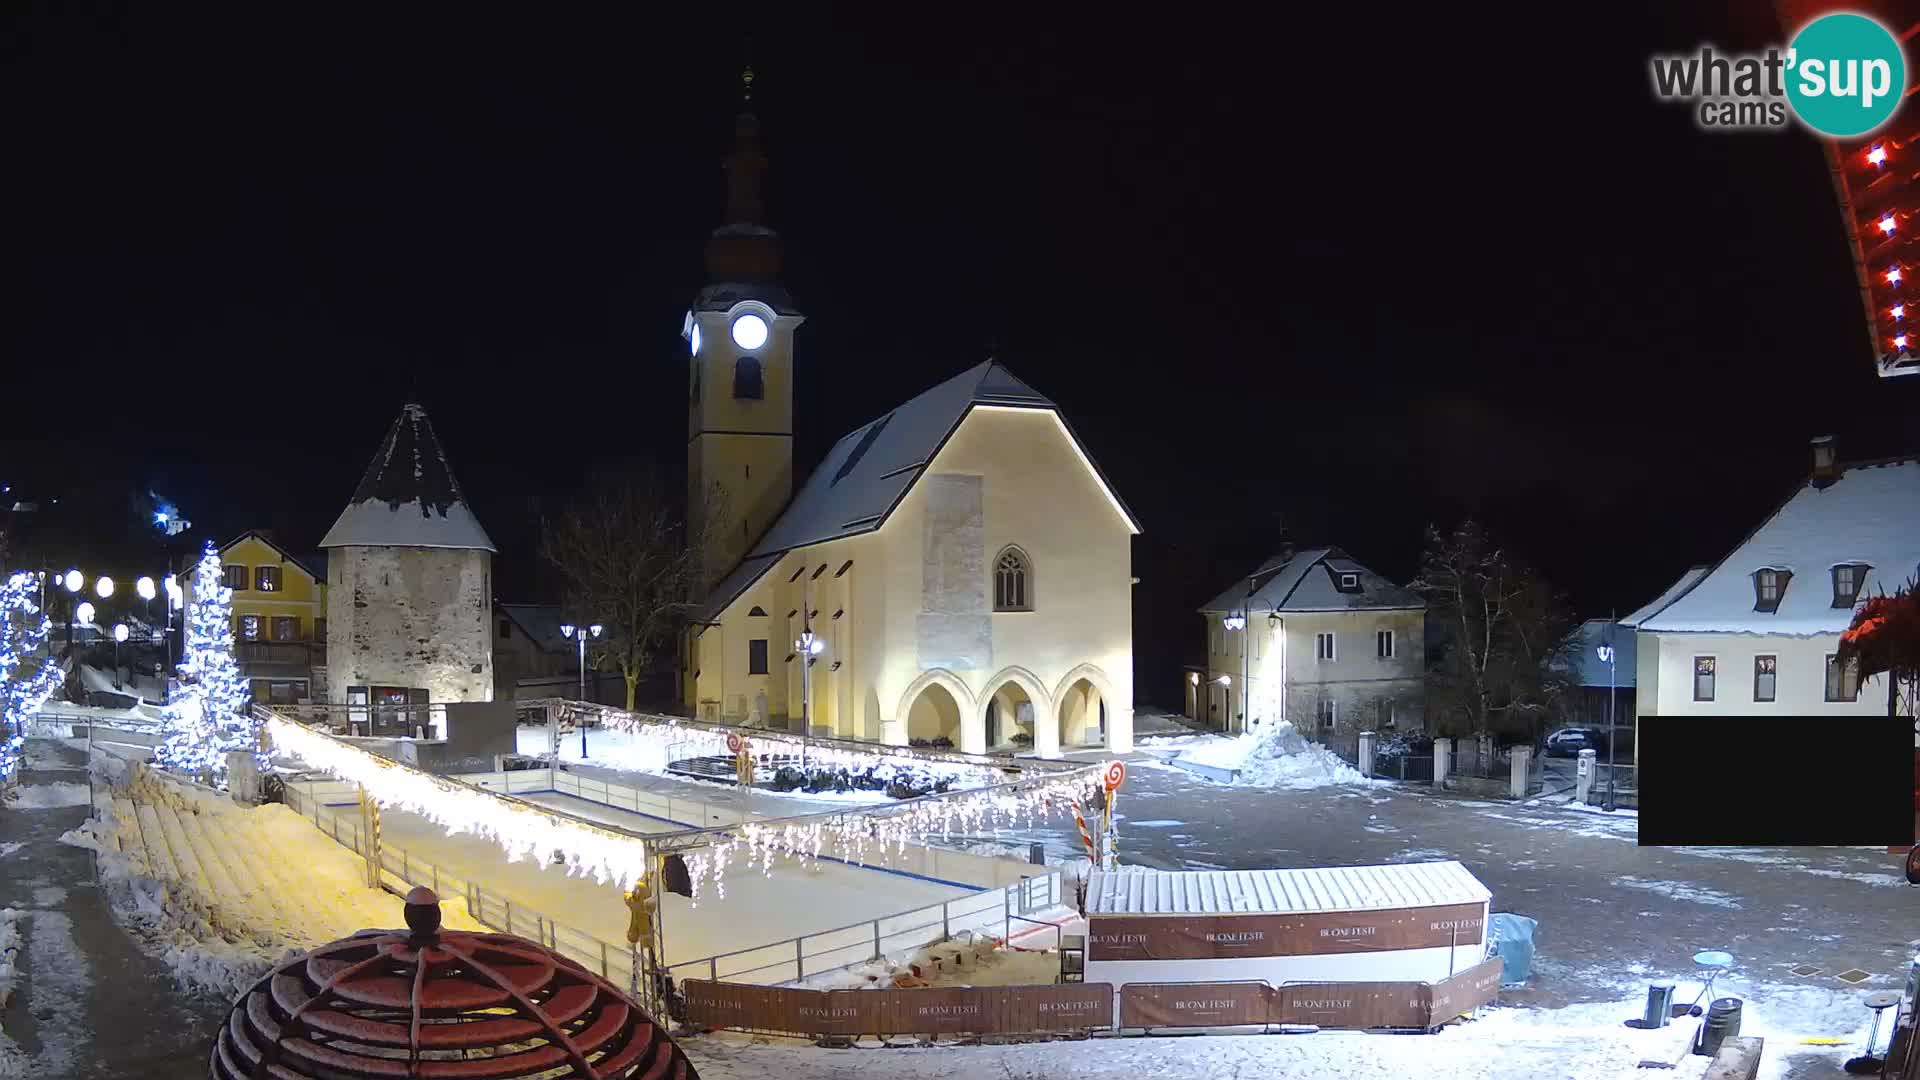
[[1597, 617, 1618, 812], [112, 623, 128, 690], [559, 622, 602, 758]]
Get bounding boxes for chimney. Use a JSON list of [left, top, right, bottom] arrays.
[[1811, 435, 1839, 489]]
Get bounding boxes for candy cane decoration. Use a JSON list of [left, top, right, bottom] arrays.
[[1071, 800, 1097, 861]]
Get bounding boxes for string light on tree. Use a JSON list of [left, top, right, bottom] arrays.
[[1, 572, 64, 787], [157, 542, 257, 778]]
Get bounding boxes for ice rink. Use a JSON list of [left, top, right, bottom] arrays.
[[343, 787, 974, 977]]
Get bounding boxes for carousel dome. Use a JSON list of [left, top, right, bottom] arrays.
[[211, 887, 696, 1079]]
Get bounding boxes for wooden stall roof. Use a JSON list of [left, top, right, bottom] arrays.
[[1087, 862, 1492, 917]]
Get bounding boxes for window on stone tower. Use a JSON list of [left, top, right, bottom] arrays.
[[993, 547, 1032, 611], [733, 356, 764, 399]]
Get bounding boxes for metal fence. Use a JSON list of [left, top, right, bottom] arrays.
[[279, 776, 1062, 1001]]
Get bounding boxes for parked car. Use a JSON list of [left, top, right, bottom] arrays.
[[1545, 726, 1608, 757]]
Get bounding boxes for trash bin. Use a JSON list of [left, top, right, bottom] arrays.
[[1695, 997, 1743, 1057], [1486, 913, 1538, 987], [1643, 983, 1676, 1028]]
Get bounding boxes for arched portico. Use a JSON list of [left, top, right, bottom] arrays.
[[979, 666, 1051, 754], [892, 669, 977, 750], [1050, 663, 1118, 755]]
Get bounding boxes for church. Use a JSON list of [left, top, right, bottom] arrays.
[[680, 74, 1139, 757]]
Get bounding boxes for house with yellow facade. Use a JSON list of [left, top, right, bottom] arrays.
[[185, 530, 329, 705], [679, 81, 1140, 757]]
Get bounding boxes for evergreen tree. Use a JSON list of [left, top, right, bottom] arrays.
[[158, 542, 256, 778], [0, 571, 63, 788]]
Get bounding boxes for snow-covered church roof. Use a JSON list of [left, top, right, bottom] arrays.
[[1635, 456, 1919, 636], [319, 403, 497, 552], [692, 360, 1139, 622]]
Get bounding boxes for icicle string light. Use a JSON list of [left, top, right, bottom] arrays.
[[677, 766, 1104, 904], [265, 715, 653, 890], [1, 572, 64, 785]]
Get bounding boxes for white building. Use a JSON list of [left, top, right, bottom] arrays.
[[680, 77, 1140, 757], [1192, 546, 1426, 739], [1625, 437, 1919, 733], [320, 403, 497, 710]]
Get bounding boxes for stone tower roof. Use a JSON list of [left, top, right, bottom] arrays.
[[319, 403, 497, 552]]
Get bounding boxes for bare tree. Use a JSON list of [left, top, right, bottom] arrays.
[[539, 471, 724, 711], [1412, 521, 1576, 744]]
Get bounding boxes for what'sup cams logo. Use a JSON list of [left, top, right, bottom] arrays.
[[1651, 12, 1907, 136]]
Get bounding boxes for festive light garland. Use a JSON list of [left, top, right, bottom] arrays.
[[1, 572, 64, 787], [679, 767, 1102, 903], [591, 708, 1009, 792], [157, 543, 258, 780], [265, 715, 654, 890]]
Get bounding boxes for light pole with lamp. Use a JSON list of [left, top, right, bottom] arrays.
[[163, 575, 183, 672], [795, 626, 824, 771], [112, 623, 128, 690], [559, 622, 602, 758], [62, 569, 83, 652], [1597, 618, 1618, 812]]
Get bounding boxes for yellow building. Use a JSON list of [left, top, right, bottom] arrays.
[[680, 80, 1140, 757], [187, 531, 329, 705]]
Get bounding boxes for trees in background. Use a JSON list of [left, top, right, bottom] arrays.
[[1412, 521, 1577, 744], [540, 471, 723, 711]]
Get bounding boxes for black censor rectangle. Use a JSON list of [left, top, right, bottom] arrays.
[[1638, 716, 1913, 846]]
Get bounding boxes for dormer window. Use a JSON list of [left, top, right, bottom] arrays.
[[1339, 573, 1359, 591], [1752, 569, 1791, 613], [1831, 563, 1870, 608]]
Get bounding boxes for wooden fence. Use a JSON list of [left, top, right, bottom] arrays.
[[684, 957, 1503, 1038]]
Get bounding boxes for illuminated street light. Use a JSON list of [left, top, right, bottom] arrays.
[[63, 570, 82, 593], [95, 576, 114, 599]]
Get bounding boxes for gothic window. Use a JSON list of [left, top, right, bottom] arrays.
[[994, 547, 1032, 611], [733, 356, 763, 400]]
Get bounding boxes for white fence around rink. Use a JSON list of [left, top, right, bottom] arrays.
[[281, 764, 1063, 992]]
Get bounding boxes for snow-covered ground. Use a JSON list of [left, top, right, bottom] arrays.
[[516, 726, 910, 806], [0, 908, 19, 1008], [1152, 721, 1370, 789], [60, 756, 485, 1000], [2, 781, 90, 810]]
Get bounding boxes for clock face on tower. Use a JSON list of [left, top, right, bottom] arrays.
[[690, 323, 702, 356], [731, 313, 769, 351]]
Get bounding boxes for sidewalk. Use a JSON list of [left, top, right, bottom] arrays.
[[0, 738, 226, 1079]]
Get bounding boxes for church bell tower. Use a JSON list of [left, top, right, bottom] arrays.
[[687, 66, 804, 590]]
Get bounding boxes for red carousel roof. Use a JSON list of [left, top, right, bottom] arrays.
[[211, 887, 695, 1080]]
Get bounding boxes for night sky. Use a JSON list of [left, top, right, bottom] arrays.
[[5, 5, 1918, 707]]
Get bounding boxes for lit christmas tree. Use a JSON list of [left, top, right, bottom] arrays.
[[158, 542, 257, 778], [1, 571, 64, 788]]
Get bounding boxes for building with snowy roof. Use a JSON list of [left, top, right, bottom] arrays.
[[1191, 545, 1426, 741], [320, 402, 497, 709], [185, 530, 331, 705], [1623, 436, 1919, 727], [679, 73, 1140, 756]]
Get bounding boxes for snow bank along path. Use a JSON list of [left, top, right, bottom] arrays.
[[62, 759, 483, 999], [1169, 721, 1369, 788]]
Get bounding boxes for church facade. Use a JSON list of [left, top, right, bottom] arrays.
[[680, 76, 1139, 757]]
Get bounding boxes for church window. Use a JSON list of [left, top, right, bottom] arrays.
[[789, 565, 806, 583], [748, 639, 769, 675], [691, 363, 700, 401], [498, 618, 511, 640], [733, 356, 764, 399], [811, 564, 827, 580], [747, 606, 768, 617], [994, 547, 1033, 611], [836, 560, 853, 577]]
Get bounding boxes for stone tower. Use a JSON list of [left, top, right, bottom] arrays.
[[686, 67, 806, 590], [320, 403, 497, 704]]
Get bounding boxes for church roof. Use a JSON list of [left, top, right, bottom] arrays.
[[691, 360, 1138, 622], [319, 403, 497, 552], [1198, 546, 1423, 615]]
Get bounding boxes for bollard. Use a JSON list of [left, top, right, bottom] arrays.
[[1433, 738, 1452, 787], [1509, 745, 1531, 799], [1576, 749, 1595, 805], [1358, 730, 1376, 777]]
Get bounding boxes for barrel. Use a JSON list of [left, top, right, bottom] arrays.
[[1695, 997, 1743, 1056], [1642, 983, 1676, 1028]]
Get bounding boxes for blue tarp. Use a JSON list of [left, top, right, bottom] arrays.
[[1488, 913, 1538, 987]]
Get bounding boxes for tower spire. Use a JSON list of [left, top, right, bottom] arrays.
[[707, 62, 780, 281]]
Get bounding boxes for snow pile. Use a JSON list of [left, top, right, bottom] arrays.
[[4, 781, 90, 809], [59, 764, 482, 1000], [0, 908, 19, 1008], [1174, 721, 1368, 789]]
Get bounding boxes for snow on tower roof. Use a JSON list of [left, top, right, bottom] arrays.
[[320, 403, 497, 552], [691, 360, 1138, 622], [1635, 457, 1920, 636], [1086, 862, 1490, 916]]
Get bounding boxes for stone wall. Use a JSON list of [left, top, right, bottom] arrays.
[[327, 545, 493, 702]]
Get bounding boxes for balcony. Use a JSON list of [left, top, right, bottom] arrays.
[[236, 640, 325, 671]]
